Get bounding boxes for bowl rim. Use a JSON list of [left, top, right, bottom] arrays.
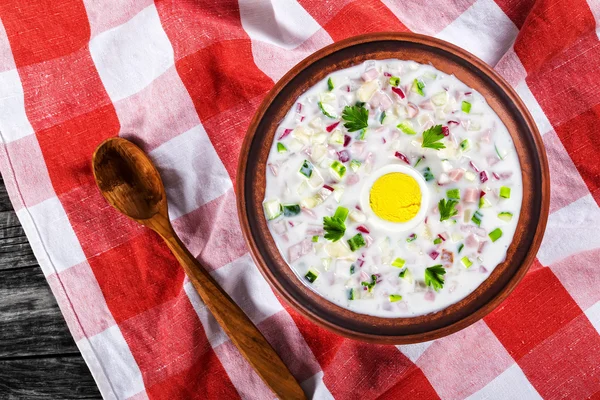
[[236, 32, 550, 343]]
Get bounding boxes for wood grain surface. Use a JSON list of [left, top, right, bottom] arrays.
[[0, 175, 101, 399]]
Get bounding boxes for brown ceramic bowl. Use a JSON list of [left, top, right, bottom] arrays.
[[236, 33, 549, 344]]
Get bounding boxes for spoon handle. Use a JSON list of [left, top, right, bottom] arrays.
[[156, 225, 306, 400]]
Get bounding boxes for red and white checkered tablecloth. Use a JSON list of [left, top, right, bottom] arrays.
[[1, 0, 599, 398]]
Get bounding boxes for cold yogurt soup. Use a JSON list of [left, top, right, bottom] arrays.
[[263, 59, 522, 317]]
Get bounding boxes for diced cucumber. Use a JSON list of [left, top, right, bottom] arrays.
[[464, 209, 472, 224], [412, 79, 425, 96], [263, 199, 282, 220], [327, 77, 334, 91], [441, 160, 453, 172], [348, 288, 356, 300], [389, 76, 400, 87], [334, 206, 349, 222], [356, 129, 367, 140], [322, 258, 331, 270], [379, 111, 386, 124], [479, 197, 492, 209], [498, 212, 513, 222], [311, 132, 327, 144], [451, 232, 463, 242], [307, 168, 324, 188], [447, 188, 460, 199], [460, 139, 471, 151], [489, 228, 503, 242], [329, 130, 344, 145], [299, 160, 314, 178], [399, 268, 413, 283], [357, 80, 379, 102], [305, 268, 319, 283], [282, 204, 301, 217], [397, 120, 416, 135], [318, 101, 337, 118], [458, 243, 464, 253], [423, 167, 435, 181], [472, 210, 483, 226], [330, 160, 346, 179], [431, 91, 448, 106], [464, 171, 476, 181], [349, 209, 366, 223], [350, 160, 361, 172], [461, 256, 473, 268], [277, 142, 288, 153], [347, 233, 366, 251], [312, 235, 319, 243], [389, 294, 403, 302], [392, 258, 405, 268], [300, 196, 319, 209], [500, 186, 511, 199], [461, 101, 472, 113], [333, 185, 345, 203]]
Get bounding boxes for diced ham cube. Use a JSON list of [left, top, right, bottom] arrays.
[[361, 68, 379, 82], [288, 238, 313, 262], [464, 187, 479, 203], [271, 220, 287, 235], [465, 234, 479, 248], [449, 168, 465, 182], [441, 249, 454, 263]]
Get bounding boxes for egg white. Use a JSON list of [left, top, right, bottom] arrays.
[[359, 164, 430, 232]]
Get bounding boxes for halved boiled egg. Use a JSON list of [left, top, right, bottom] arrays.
[[360, 164, 430, 232]]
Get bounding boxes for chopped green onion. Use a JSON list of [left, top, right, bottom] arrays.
[[348, 288, 356, 300], [356, 128, 367, 140], [397, 120, 417, 135], [389, 294, 403, 302], [406, 233, 417, 242], [460, 139, 471, 151], [318, 101, 337, 118], [389, 76, 400, 87], [498, 212, 513, 222], [472, 210, 483, 226], [423, 167, 435, 181], [392, 258, 406, 268], [412, 79, 425, 96], [489, 228, 503, 242], [347, 233, 366, 251], [327, 77, 334, 91], [305, 269, 319, 283], [461, 101, 472, 113], [399, 269, 407, 278], [350, 159, 361, 172], [277, 142, 288, 153], [299, 160, 314, 178], [350, 264, 355, 274], [379, 111, 386, 124], [433, 237, 443, 245], [263, 199, 282, 220], [414, 156, 424, 168], [500, 186, 511, 199], [312, 235, 319, 243], [282, 204, 301, 216], [479, 197, 492, 209], [447, 188, 460, 199], [461, 256, 473, 268], [333, 206, 349, 222], [458, 243, 464, 253], [330, 160, 346, 179]]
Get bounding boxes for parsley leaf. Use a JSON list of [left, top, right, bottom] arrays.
[[421, 124, 446, 150], [342, 105, 369, 132], [425, 265, 446, 291], [438, 198, 459, 222], [323, 207, 348, 242]]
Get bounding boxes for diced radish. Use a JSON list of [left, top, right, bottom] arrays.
[[480, 190, 486, 198], [343, 134, 351, 147], [469, 161, 480, 172], [480, 129, 492, 144], [448, 120, 460, 126], [479, 265, 489, 273], [429, 250, 440, 260], [346, 174, 360, 186], [281, 234, 289, 242], [449, 168, 465, 181], [419, 100, 433, 110], [464, 187, 478, 203], [352, 140, 366, 155], [364, 234, 374, 247], [499, 172, 513, 180], [407, 103, 419, 118], [272, 220, 287, 235], [296, 103, 303, 113], [278, 128, 293, 140], [395, 151, 410, 164], [464, 91, 472, 96], [437, 173, 450, 185], [364, 152, 375, 173], [438, 232, 449, 241], [288, 221, 294, 227], [360, 270, 369, 281], [326, 121, 340, 132], [424, 291, 435, 301], [356, 258, 365, 267], [302, 208, 317, 219], [391, 86, 405, 99], [370, 90, 393, 110], [478, 241, 487, 253], [487, 155, 499, 166], [465, 234, 479, 248], [361, 68, 379, 82], [337, 150, 350, 162], [268, 162, 279, 176], [441, 126, 450, 136], [356, 225, 370, 234], [480, 171, 489, 183], [383, 71, 392, 77], [323, 184, 334, 192], [382, 138, 387, 144]]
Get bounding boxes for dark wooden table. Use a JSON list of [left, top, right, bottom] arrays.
[[0, 175, 101, 399]]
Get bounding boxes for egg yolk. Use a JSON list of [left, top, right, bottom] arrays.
[[369, 173, 421, 222]]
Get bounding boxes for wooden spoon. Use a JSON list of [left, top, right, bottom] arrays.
[[92, 137, 306, 400]]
